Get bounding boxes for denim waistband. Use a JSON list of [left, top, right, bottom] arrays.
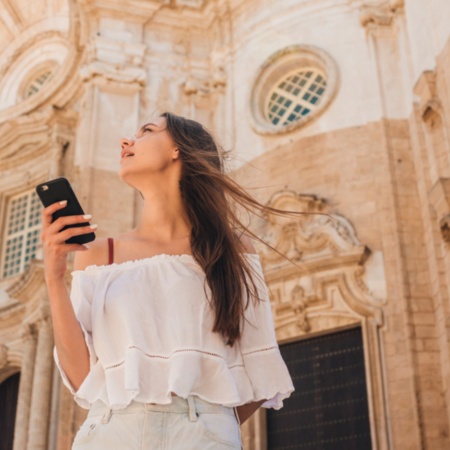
[[89, 395, 237, 419]]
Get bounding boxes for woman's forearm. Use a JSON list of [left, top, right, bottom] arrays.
[[46, 277, 90, 391]]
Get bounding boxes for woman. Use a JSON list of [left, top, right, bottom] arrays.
[[41, 112, 296, 449]]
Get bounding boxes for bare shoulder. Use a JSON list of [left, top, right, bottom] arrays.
[[236, 232, 258, 254], [73, 237, 110, 271]]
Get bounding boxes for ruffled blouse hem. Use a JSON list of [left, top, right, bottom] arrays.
[[68, 347, 294, 411], [72, 387, 295, 411]]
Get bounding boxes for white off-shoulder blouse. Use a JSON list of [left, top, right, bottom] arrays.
[[54, 252, 295, 410]]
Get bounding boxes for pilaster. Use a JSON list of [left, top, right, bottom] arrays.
[[26, 312, 53, 450], [73, 10, 147, 237], [12, 325, 37, 450]]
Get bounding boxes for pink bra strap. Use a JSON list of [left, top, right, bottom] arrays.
[[107, 237, 114, 265]]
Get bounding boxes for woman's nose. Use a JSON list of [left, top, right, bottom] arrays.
[[120, 136, 134, 148]]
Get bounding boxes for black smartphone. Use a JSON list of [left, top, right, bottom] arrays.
[[35, 177, 96, 245]]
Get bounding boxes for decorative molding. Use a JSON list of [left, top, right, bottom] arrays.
[[6, 260, 47, 304], [249, 45, 340, 135], [289, 285, 319, 332], [0, 31, 67, 84], [183, 51, 227, 99], [80, 61, 147, 87], [429, 179, 450, 243], [79, 36, 147, 88], [0, 344, 8, 370], [413, 71, 443, 128], [259, 192, 370, 274], [78, 0, 169, 23], [440, 215, 450, 244], [360, 0, 404, 28], [20, 322, 38, 342], [255, 190, 383, 341], [0, 1, 83, 122]]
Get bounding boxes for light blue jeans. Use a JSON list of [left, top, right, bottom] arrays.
[[72, 395, 243, 449]]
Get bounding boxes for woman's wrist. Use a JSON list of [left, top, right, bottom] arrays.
[[45, 274, 67, 289]]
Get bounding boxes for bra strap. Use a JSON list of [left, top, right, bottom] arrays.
[[107, 237, 114, 265]]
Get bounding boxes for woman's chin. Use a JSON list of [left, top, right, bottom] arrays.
[[118, 168, 133, 185]]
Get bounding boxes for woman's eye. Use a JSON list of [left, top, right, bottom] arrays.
[[143, 127, 153, 133]]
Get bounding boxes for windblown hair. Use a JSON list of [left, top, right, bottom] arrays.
[[161, 112, 313, 347]]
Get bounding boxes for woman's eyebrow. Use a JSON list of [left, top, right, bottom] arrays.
[[137, 122, 157, 133], [139, 122, 158, 130]]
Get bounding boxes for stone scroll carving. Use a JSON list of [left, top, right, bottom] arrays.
[[255, 190, 384, 341]]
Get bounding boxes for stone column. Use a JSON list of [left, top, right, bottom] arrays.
[[13, 324, 37, 450], [26, 316, 54, 450], [47, 364, 61, 450]]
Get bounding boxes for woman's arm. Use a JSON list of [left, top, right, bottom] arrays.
[[41, 201, 102, 392], [236, 400, 266, 424]]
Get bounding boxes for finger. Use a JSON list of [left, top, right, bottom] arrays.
[[47, 213, 93, 234], [52, 224, 97, 244], [41, 200, 68, 227]]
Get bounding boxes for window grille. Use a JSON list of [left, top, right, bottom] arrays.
[[267, 327, 372, 449], [23, 70, 53, 99], [1, 190, 42, 278], [266, 68, 327, 127]]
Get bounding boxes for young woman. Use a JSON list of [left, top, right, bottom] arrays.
[[41, 112, 296, 449]]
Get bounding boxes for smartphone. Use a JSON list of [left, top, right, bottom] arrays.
[[35, 177, 96, 245]]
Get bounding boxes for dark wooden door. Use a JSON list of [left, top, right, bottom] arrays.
[[0, 373, 20, 450], [267, 327, 372, 449]]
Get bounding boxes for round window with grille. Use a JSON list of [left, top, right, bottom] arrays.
[[266, 68, 327, 127], [250, 46, 339, 134], [23, 69, 53, 99]]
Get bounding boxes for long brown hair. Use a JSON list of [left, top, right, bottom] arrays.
[[162, 112, 319, 347]]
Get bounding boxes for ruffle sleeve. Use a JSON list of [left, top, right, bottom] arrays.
[[239, 254, 295, 410], [54, 272, 98, 395]]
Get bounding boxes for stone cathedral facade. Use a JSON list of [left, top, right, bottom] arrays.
[[1, 0, 450, 449]]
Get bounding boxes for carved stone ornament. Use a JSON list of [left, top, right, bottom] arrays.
[[183, 76, 210, 96], [440, 214, 450, 244], [80, 36, 147, 87], [20, 322, 38, 341], [360, 0, 405, 27], [421, 98, 443, 128], [291, 285, 313, 332], [256, 190, 383, 341], [80, 61, 147, 86]]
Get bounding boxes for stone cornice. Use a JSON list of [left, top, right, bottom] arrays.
[[78, 0, 169, 23], [0, 107, 78, 171], [0, 301, 26, 329], [78, 0, 209, 19], [6, 260, 47, 304]]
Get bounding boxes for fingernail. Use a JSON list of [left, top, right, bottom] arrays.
[[83, 214, 92, 220], [83, 244, 90, 249], [89, 224, 98, 229], [59, 200, 67, 205]]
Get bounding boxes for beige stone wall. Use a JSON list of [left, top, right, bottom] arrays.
[[2, 1, 450, 449]]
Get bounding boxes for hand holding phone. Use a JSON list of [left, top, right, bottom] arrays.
[[36, 177, 96, 245]]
